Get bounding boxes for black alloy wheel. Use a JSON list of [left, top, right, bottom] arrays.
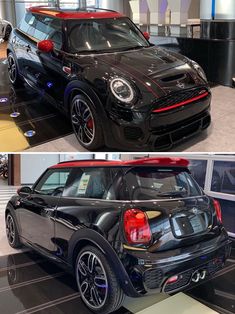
[[71, 95, 104, 150], [76, 246, 124, 314], [6, 213, 21, 248], [7, 53, 22, 87]]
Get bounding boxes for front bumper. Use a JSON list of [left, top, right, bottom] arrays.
[[124, 237, 231, 296], [104, 93, 211, 151]]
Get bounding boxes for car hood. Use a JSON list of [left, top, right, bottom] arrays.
[[93, 46, 204, 99], [96, 46, 184, 73]]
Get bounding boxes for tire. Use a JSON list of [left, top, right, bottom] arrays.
[[70, 94, 104, 150], [75, 245, 125, 314], [3, 24, 12, 41], [5, 213, 21, 248], [7, 52, 23, 87]]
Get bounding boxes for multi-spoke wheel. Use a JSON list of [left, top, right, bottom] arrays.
[[5, 213, 21, 248], [76, 246, 124, 314], [70, 95, 104, 150], [7, 53, 22, 87]]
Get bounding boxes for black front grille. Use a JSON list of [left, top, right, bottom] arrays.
[[144, 269, 163, 289], [153, 88, 209, 112], [152, 110, 211, 150]]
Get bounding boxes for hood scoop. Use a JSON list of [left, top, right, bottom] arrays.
[[161, 73, 186, 83]]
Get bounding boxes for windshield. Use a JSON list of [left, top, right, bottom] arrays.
[[67, 17, 150, 53], [124, 167, 202, 200]]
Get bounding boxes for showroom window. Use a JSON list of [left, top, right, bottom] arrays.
[[211, 161, 235, 195], [188, 159, 208, 189], [62, 167, 118, 199], [34, 169, 71, 195]]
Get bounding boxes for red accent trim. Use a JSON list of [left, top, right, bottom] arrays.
[[166, 275, 178, 284], [28, 7, 123, 19], [50, 157, 189, 169], [37, 40, 54, 53], [213, 199, 222, 223], [152, 91, 209, 113]]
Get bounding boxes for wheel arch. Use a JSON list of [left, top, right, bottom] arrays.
[[68, 228, 139, 297], [64, 81, 104, 113]]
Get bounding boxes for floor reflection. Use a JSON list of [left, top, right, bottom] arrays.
[[0, 60, 72, 151], [187, 248, 235, 314], [0, 251, 130, 314]]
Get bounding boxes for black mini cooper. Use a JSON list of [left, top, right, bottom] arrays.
[[7, 6, 211, 151], [5, 158, 231, 313]]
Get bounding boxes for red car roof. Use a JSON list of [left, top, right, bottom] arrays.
[[28, 6, 124, 19], [51, 158, 189, 169]]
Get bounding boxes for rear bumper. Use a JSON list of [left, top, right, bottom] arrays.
[[124, 236, 231, 296]]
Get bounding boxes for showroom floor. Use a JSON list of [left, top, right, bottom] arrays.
[[0, 187, 234, 314], [0, 41, 235, 152]]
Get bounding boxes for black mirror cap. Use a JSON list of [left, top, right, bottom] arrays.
[[17, 186, 32, 197]]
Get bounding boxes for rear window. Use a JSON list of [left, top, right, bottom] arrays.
[[124, 167, 202, 200]]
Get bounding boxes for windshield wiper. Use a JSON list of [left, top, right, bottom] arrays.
[[120, 46, 146, 51]]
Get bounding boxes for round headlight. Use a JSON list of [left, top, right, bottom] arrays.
[[110, 78, 135, 103], [192, 61, 207, 82]]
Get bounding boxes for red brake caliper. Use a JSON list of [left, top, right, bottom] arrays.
[[87, 118, 94, 130]]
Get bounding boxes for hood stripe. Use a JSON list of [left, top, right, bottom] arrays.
[[100, 58, 160, 99]]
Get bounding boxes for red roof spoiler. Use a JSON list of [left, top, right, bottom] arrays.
[[51, 157, 189, 169], [28, 6, 123, 19]]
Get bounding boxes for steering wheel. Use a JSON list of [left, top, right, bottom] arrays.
[[51, 187, 64, 197]]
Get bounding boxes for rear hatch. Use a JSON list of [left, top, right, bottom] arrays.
[[123, 166, 217, 252]]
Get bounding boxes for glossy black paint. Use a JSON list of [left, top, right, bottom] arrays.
[[5, 164, 231, 298], [7, 12, 212, 151]]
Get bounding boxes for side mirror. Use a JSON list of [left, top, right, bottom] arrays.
[[143, 32, 150, 41], [37, 40, 54, 53], [17, 186, 32, 197]]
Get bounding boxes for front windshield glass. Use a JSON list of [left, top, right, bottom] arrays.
[[124, 167, 202, 200], [67, 17, 150, 53]]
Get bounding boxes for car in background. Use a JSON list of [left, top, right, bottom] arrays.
[[0, 18, 12, 41], [7, 7, 211, 151], [5, 157, 231, 313]]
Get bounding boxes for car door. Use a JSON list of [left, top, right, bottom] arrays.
[[12, 12, 37, 74], [24, 15, 66, 103], [17, 168, 71, 254]]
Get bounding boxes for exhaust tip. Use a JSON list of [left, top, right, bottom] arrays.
[[192, 270, 207, 283]]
